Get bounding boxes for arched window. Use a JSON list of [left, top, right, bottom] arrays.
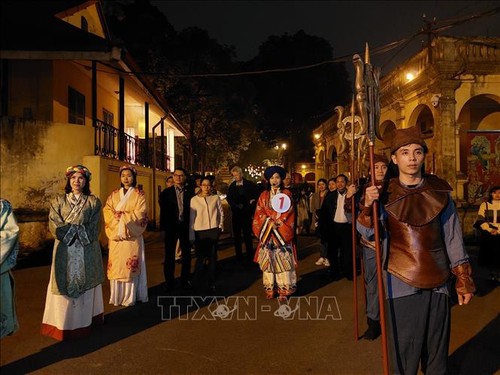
[[81, 16, 88, 32], [408, 105, 434, 138]]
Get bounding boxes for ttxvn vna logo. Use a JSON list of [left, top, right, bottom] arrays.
[[157, 296, 341, 321]]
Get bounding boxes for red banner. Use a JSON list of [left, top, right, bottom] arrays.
[[466, 131, 500, 204]]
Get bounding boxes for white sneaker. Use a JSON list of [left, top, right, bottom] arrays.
[[315, 257, 325, 265], [323, 259, 330, 267]]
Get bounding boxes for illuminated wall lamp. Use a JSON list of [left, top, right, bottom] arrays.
[[406, 72, 416, 82]]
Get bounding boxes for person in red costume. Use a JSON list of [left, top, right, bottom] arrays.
[[357, 126, 475, 374], [252, 166, 297, 301]]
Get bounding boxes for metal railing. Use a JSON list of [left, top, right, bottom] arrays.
[[94, 119, 118, 159], [94, 119, 170, 170]]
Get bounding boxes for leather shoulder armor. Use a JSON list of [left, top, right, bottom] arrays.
[[385, 176, 451, 226]]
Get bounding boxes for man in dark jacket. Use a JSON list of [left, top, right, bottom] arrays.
[[159, 167, 195, 290], [227, 166, 260, 263], [320, 174, 358, 280]]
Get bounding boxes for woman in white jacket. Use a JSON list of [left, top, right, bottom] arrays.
[[189, 176, 224, 291]]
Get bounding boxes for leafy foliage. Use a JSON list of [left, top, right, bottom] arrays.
[[247, 30, 352, 161]]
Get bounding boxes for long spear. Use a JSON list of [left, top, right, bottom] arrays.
[[353, 44, 389, 375], [349, 95, 359, 341]]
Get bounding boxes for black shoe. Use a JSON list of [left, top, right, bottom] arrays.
[[163, 283, 175, 293], [327, 268, 342, 281], [363, 318, 381, 341], [208, 282, 216, 292]]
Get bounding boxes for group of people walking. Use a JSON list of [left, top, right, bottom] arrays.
[[2, 125, 498, 375]]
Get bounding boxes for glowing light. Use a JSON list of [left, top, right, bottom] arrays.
[[314, 133, 321, 140], [406, 72, 415, 81]]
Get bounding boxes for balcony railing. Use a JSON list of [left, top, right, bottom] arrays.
[[94, 119, 170, 171]]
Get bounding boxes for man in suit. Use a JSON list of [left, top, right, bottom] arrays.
[[227, 166, 260, 263], [159, 167, 195, 290], [320, 174, 358, 280]]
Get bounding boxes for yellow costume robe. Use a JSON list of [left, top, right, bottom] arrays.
[[104, 187, 148, 306]]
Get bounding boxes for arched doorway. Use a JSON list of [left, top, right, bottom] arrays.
[[292, 173, 303, 184], [326, 146, 338, 179], [408, 105, 435, 138], [379, 120, 397, 151]]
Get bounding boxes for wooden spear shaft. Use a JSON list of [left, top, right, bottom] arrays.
[[350, 95, 359, 341], [368, 142, 390, 375], [364, 42, 389, 375]]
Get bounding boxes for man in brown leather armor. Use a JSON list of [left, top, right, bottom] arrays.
[[357, 126, 475, 374]]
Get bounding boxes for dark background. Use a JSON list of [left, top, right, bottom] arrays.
[[151, 1, 500, 77]]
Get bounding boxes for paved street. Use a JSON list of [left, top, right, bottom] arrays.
[[1, 232, 499, 375]]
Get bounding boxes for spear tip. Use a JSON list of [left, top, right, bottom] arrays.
[[365, 43, 370, 64]]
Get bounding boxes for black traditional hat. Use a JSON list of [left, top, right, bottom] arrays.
[[264, 165, 286, 180]]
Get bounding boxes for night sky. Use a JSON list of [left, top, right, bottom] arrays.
[[151, 1, 500, 76]]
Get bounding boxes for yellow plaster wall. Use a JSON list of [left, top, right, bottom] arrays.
[[52, 61, 93, 125], [478, 112, 500, 130], [60, 3, 106, 38], [455, 74, 500, 120], [7, 60, 53, 120], [0, 121, 95, 210]]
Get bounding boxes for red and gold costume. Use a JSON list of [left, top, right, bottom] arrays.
[[253, 188, 297, 299]]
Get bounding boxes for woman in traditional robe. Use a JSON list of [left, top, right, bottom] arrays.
[[252, 166, 297, 301], [1, 198, 20, 338], [104, 165, 148, 306], [41, 165, 104, 341]]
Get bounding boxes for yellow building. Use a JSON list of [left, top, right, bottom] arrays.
[[313, 35, 500, 234], [0, 1, 186, 252]]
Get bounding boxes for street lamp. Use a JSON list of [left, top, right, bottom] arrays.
[[406, 71, 416, 82], [274, 143, 288, 167]]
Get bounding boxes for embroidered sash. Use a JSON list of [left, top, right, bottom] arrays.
[[116, 187, 135, 240], [62, 194, 90, 245], [61, 193, 89, 298]]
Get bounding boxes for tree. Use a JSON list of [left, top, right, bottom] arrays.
[[103, 0, 175, 68], [105, 0, 257, 172], [155, 27, 258, 172], [248, 30, 352, 163]]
